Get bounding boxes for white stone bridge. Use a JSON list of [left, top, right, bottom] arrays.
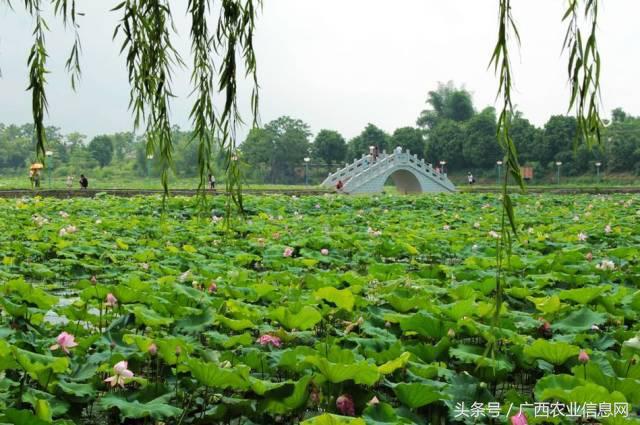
[[321, 149, 456, 194]]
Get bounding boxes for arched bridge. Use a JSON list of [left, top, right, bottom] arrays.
[[321, 149, 456, 194]]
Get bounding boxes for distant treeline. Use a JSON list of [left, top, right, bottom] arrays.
[[1, 82, 639, 183]]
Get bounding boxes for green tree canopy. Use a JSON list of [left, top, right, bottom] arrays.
[[346, 124, 390, 161], [313, 130, 347, 166], [416, 82, 475, 129], [462, 107, 500, 169], [88, 135, 114, 167], [390, 127, 425, 157]]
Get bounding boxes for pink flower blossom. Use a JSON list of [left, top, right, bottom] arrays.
[[443, 224, 450, 231], [105, 293, 118, 308], [577, 232, 588, 242], [367, 396, 380, 406], [510, 411, 528, 425], [104, 360, 134, 388], [336, 394, 355, 416], [585, 252, 593, 261], [283, 247, 294, 257], [320, 248, 329, 256], [148, 343, 157, 356], [50, 331, 78, 354], [257, 334, 282, 348], [578, 350, 590, 363], [59, 211, 69, 218], [90, 275, 97, 285], [488, 230, 500, 239], [604, 224, 612, 234], [208, 282, 218, 293]]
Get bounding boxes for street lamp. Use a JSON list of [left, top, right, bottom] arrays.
[[303, 157, 310, 186], [595, 161, 602, 183], [555, 161, 562, 185], [496, 160, 503, 185], [439, 160, 447, 175], [45, 150, 53, 189], [146, 154, 154, 178]]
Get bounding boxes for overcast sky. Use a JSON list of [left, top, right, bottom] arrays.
[[1, 1, 638, 142]]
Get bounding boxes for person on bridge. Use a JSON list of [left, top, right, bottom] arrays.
[[336, 180, 343, 191], [79, 174, 89, 189], [467, 172, 475, 185], [208, 173, 216, 190]]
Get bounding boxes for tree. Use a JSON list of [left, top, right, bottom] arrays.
[[606, 112, 640, 172], [534, 115, 579, 167], [240, 116, 311, 184], [416, 82, 475, 129], [510, 112, 541, 164], [462, 107, 500, 169], [346, 124, 390, 161], [88, 135, 114, 167], [424, 120, 465, 170], [390, 127, 425, 157], [313, 130, 346, 166]]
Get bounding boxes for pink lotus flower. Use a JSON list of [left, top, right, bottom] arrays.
[[283, 247, 294, 257], [208, 282, 218, 293], [105, 293, 118, 308], [90, 275, 97, 285], [604, 224, 612, 234], [585, 252, 593, 261], [50, 331, 78, 354], [148, 343, 157, 356], [488, 230, 500, 239], [510, 411, 528, 425], [59, 211, 69, 218], [104, 360, 134, 388], [368, 396, 380, 406], [336, 394, 355, 416], [257, 334, 282, 348], [447, 328, 456, 338], [320, 248, 329, 256], [578, 350, 590, 363], [443, 225, 450, 231], [577, 232, 588, 242]]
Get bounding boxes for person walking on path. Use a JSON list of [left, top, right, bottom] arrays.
[[208, 174, 216, 190], [33, 171, 41, 188], [79, 174, 89, 189], [467, 172, 475, 185], [66, 175, 74, 190]]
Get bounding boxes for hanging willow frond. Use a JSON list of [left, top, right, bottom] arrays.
[[52, 0, 82, 90], [26, 4, 49, 161], [187, 0, 216, 208], [113, 0, 183, 203], [489, 0, 525, 330], [215, 0, 261, 217], [563, 0, 603, 146]]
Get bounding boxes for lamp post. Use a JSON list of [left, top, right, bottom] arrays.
[[595, 161, 601, 183], [146, 154, 154, 178], [555, 161, 562, 185], [303, 157, 310, 185], [496, 160, 503, 186], [439, 160, 447, 175], [45, 150, 53, 189]]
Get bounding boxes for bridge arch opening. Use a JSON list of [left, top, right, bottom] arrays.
[[385, 169, 422, 194]]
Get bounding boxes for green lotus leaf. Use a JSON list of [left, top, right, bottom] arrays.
[[302, 414, 366, 425], [187, 358, 251, 390], [270, 305, 322, 330], [314, 287, 355, 311], [257, 375, 311, 414], [215, 314, 255, 331], [305, 355, 380, 385], [2, 408, 50, 425], [132, 305, 174, 327], [362, 402, 418, 425], [378, 352, 411, 375], [559, 286, 609, 304], [523, 339, 581, 366], [399, 312, 447, 339], [98, 394, 183, 420], [552, 307, 607, 334], [392, 382, 447, 408]]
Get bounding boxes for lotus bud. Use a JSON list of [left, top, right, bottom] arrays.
[[578, 350, 590, 364]]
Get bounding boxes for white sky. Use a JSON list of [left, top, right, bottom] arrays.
[[0, 1, 638, 142]]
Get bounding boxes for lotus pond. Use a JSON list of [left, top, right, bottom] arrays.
[[0, 193, 639, 424]]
